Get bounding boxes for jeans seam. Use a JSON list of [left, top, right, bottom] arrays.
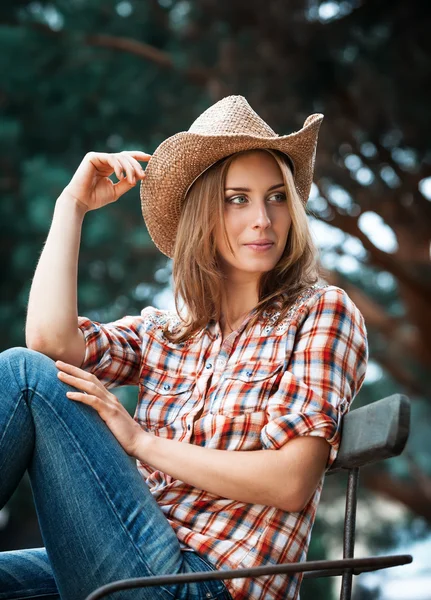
[[0, 392, 27, 451], [29, 385, 178, 598], [1, 351, 33, 452]]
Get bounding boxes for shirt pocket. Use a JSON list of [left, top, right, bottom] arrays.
[[138, 369, 195, 431], [210, 361, 283, 416]]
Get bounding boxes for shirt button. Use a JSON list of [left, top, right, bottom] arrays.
[[187, 424, 191, 431], [246, 370, 253, 377], [163, 383, 171, 391], [206, 362, 212, 369]]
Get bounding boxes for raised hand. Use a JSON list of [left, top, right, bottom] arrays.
[[64, 150, 151, 212]]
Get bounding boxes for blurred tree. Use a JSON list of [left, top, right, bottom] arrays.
[[1, 0, 430, 597]]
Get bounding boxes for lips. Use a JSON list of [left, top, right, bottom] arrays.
[[245, 240, 274, 246], [244, 241, 274, 252], [245, 242, 274, 248]]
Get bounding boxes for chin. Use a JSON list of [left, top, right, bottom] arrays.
[[237, 261, 278, 274]]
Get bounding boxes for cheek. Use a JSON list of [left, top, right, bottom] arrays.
[[215, 214, 239, 255], [224, 212, 244, 240], [277, 212, 292, 238]]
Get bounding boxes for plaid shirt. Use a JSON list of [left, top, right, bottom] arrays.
[[78, 283, 368, 600]]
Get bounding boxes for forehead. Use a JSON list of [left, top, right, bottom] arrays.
[[225, 151, 282, 183]]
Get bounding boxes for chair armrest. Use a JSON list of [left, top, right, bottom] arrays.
[[328, 394, 410, 474]]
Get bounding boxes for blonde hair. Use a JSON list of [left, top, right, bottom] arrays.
[[162, 149, 322, 343]]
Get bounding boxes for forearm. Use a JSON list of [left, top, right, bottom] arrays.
[[134, 431, 306, 512], [26, 190, 87, 359]]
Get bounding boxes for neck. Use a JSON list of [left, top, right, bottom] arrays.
[[219, 278, 259, 333]]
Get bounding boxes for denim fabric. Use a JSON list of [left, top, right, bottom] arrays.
[[0, 348, 232, 600]]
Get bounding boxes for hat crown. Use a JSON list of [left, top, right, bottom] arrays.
[[188, 95, 277, 137]]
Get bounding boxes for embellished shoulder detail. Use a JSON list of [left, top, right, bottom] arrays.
[[139, 306, 201, 347], [261, 283, 329, 336], [140, 306, 182, 332]]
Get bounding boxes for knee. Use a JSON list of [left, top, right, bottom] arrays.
[[0, 347, 56, 376], [0, 347, 61, 401]]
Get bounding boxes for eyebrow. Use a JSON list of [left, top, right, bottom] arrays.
[[224, 183, 285, 192]]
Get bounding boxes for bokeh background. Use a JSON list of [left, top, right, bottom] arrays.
[[1, 0, 430, 598]]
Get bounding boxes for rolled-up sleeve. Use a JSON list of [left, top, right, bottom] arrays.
[[77, 313, 147, 388], [261, 287, 369, 470]]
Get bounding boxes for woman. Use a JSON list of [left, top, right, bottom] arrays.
[[0, 96, 368, 600]]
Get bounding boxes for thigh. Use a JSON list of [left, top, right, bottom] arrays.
[[0, 548, 232, 600], [1, 349, 232, 600], [0, 350, 199, 599]]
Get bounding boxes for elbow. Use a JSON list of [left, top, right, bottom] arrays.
[[286, 497, 309, 513], [26, 330, 46, 353], [277, 497, 307, 514], [25, 336, 56, 362], [25, 331, 64, 362], [26, 329, 85, 367], [275, 488, 314, 513], [25, 320, 50, 353]]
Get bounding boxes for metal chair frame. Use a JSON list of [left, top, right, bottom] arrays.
[[86, 394, 412, 600]]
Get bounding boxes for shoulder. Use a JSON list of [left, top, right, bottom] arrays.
[[294, 285, 368, 364], [260, 283, 350, 335], [140, 306, 183, 333], [299, 284, 366, 329]]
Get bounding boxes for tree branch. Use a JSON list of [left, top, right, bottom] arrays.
[[316, 187, 431, 302], [25, 22, 212, 84], [362, 466, 431, 525]]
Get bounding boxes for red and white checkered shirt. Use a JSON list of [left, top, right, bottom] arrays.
[[78, 283, 368, 600]]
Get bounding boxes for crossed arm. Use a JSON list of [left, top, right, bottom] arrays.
[[55, 359, 330, 513], [134, 429, 330, 512]]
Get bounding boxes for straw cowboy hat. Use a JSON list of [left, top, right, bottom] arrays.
[[140, 95, 324, 258]]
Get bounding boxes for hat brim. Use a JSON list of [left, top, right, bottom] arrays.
[[140, 113, 323, 258]]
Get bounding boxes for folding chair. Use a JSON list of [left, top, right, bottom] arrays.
[[86, 393, 412, 600]]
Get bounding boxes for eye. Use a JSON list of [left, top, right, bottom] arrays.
[[269, 192, 287, 202], [226, 195, 248, 205], [225, 192, 286, 205]]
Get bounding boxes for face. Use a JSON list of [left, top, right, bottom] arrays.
[[215, 151, 292, 281]]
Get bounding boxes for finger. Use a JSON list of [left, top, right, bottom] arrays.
[[66, 391, 99, 408], [106, 156, 126, 181], [120, 154, 147, 180], [112, 177, 139, 200], [115, 156, 136, 185], [88, 153, 122, 180], [56, 370, 102, 396], [119, 155, 144, 182], [122, 151, 152, 162], [55, 360, 94, 380]]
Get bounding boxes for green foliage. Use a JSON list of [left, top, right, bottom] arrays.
[[1, 2, 430, 593]]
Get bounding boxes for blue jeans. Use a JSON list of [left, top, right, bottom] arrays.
[[0, 348, 232, 600]]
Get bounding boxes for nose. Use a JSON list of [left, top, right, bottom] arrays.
[[252, 201, 271, 229]]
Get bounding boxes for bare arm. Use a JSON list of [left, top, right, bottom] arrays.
[[134, 431, 330, 512], [26, 192, 87, 366], [25, 150, 151, 365]]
